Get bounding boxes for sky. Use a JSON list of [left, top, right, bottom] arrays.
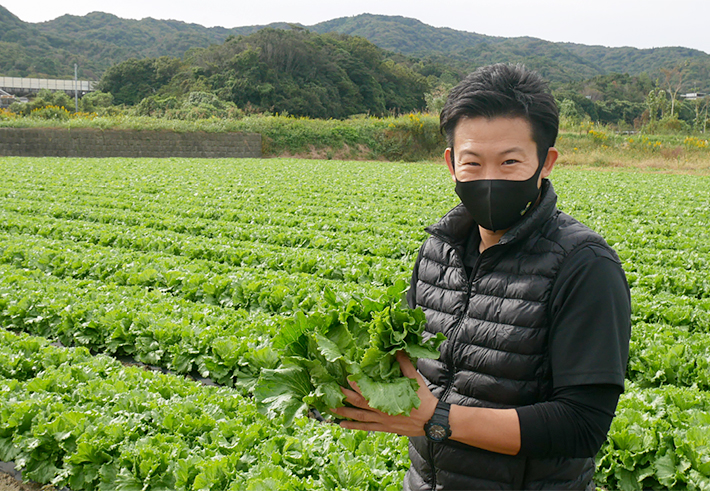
[[3, 0, 710, 55]]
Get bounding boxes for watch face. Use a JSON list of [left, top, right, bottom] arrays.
[[427, 424, 448, 442]]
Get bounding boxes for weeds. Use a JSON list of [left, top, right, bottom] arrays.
[[1, 109, 707, 166]]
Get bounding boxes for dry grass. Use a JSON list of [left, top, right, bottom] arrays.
[[556, 150, 710, 175], [555, 130, 710, 175]]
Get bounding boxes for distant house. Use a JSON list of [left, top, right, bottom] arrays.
[[0, 88, 29, 109], [681, 92, 708, 100], [0, 88, 15, 109]]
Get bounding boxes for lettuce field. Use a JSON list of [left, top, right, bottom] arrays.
[[0, 156, 709, 491]]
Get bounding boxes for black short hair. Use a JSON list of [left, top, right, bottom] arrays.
[[440, 63, 558, 166]]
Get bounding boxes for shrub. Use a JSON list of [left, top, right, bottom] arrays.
[[29, 105, 71, 121], [644, 114, 691, 135], [587, 128, 609, 144], [0, 108, 18, 120], [683, 137, 708, 149], [80, 92, 114, 114]]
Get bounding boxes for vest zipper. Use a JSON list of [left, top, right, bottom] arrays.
[[428, 443, 437, 491], [439, 247, 486, 404], [424, 233, 491, 491]]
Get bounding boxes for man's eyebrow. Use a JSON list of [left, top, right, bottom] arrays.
[[500, 147, 526, 155], [459, 147, 526, 157]]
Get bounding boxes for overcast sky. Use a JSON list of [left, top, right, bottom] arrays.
[[3, 0, 709, 54]]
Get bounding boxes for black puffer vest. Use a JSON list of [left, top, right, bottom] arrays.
[[404, 180, 615, 491]]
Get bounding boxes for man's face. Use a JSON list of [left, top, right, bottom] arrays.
[[444, 116, 557, 185]]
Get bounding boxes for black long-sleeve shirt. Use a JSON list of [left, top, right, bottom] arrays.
[[516, 383, 622, 457]]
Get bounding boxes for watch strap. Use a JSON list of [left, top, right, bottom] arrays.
[[425, 399, 452, 442], [432, 400, 451, 421]]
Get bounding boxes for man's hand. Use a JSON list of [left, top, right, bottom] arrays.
[[330, 351, 438, 436]]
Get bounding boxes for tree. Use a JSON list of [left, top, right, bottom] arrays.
[[185, 29, 427, 118], [98, 57, 184, 105], [645, 88, 668, 123], [660, 63, 688, 117], [424, 83, 452, 115], [559, 99, 588, 126], [689, 95, 709, 133], [79, 91, 114, 113]]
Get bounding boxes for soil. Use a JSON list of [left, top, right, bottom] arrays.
[[0, 472, 52, 491], [0, 463, 57, 491], [271, 143, 383, 161]]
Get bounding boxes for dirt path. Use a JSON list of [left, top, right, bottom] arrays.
[[0, 471, 55, 491], [0, 472, 35, 491]]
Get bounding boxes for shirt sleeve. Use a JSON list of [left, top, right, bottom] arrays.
[[516, 384, 622, 458], [548, 244, 631, 389]]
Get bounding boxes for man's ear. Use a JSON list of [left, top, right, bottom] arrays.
[[541, 147, 558, 179], [444, 148, 456, 182]]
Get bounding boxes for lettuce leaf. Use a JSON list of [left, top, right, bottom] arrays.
[[255, 280, 445, 425]]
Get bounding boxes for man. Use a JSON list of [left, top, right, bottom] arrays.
[[331, 64, 631, 490]]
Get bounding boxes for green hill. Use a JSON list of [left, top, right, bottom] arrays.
[[309, 14, 710, 89], [0, 6, 291, 79], [1, 6, 708, 92]]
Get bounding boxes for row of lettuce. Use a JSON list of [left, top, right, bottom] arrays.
[[0, 157, 709, 489], [0, 328, 410, 490], [3, 324, 710, 491]]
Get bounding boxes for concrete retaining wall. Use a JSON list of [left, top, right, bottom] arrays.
[[0, 128, 262, 158]]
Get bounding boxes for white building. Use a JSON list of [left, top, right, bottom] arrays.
[[681, 92, 708, 101]]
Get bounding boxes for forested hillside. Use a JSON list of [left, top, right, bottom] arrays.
[[98, 29, 428, 117], [2, 5, 709, 92], [0, 6, 290, 79]]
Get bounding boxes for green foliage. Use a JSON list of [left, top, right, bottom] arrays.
[[644, 114, 692, 135], [559, 99, 588, 127], [93, 29, 428, 117], [597, 384, 710, 490], [0, 157, 710, 488], [98, 57, 184, 106], [645, 88, 669, 123], [3, 4, 710, 95], [555, 73, 656, 104], [28, 105, 71, 121], [130, 92, 243, 120], [184, 29, 427, 118], [0, 328, 410, 490], [9, 88, 74, 116], [556, 92, 646, 128], [424, 83, 453, 115], [255, 280, 444, 424], [79, 91, 114, 114]]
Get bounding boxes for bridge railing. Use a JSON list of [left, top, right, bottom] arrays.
[[0, 77, 97, 96]]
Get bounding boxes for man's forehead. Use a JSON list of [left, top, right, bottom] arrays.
[[455, 115, 533, 131], [453, 116, 536, 149]]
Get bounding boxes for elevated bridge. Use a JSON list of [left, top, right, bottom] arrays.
[[0, 77, 97, 97]]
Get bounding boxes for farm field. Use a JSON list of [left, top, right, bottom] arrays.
[[0, 156, 709, 490]]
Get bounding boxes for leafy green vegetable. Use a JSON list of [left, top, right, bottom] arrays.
[[256, 281, 445, 423], [0, 327, 411, 490], [2, 157, 710, 488]]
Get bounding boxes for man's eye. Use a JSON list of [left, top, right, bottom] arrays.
[[503, 160, 519, 165]]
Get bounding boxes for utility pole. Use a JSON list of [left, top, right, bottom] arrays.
[[74, 64, 78, 113]]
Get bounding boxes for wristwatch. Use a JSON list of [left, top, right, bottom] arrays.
[[424, 400, 452, 442]]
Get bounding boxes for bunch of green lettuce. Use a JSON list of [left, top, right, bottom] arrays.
[[255, 280, 445, 426]]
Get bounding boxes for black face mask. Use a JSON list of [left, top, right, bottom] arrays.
[[454, 160, 545, 232]]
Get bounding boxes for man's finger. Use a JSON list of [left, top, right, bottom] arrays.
[[334, 406, 380, 424], [396, 350, 419, 380], [347, 378, 362, 395], [340, 384, 371, 409]]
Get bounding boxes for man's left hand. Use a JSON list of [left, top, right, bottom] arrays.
[[330, 351, 438, 436]]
